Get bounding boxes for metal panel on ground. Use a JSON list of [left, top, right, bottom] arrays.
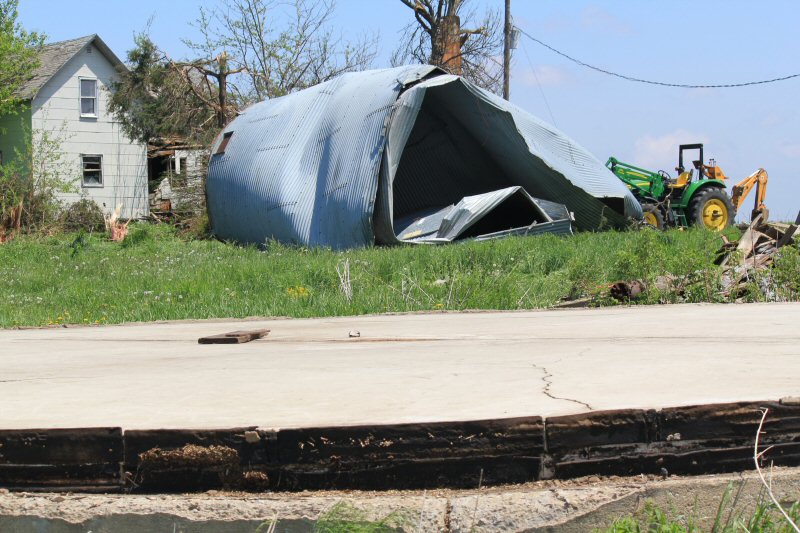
[[394, 187, 573, 243]]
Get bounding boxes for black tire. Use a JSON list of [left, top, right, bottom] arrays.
[[688, 187, 735, 231], [641, 203, 665, 230]]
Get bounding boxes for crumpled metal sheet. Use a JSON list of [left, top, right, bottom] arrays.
[[206, 65, 641, 249], [394, 187, 573, 243]]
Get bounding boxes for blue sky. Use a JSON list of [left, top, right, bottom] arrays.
[[19, 0, 800, 220]]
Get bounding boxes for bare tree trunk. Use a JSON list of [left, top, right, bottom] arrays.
[[216, 52, 228, 129], [437, 15, 463, 75], [396, 0, 504, 94]]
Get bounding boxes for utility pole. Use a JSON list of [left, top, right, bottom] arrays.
[[503, 0, 511, 100]]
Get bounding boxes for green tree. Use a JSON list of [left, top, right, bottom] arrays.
[[109, 0, 377, 146], [0, 0, 44, 116], [107, 32, 225, 146]]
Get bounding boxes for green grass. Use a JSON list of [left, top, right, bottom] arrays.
[[0, 223, 796, 328], [598, 491, 800, 532], [310, 502, 407, 533]]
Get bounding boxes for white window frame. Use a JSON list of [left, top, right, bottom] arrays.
[[79, 77, 98, 118], [81, 154, 103, 188]]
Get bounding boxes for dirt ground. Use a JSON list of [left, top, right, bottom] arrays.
[[2, 468, 799, 532]]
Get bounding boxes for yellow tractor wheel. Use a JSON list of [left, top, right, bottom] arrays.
[[688, 188, 735, 231], [641, 203, 665, 229]]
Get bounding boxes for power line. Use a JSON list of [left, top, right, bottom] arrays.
[[517, 28, 800, 89], [520, 41, 558, 127]]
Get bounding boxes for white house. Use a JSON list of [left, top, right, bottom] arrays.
[[0, 34, 148, 219]]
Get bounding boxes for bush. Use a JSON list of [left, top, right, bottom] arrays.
[[60, 198, 105, 232], [0, 120, 78, 234]]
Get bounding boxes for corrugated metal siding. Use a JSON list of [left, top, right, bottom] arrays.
[[207, 66, 438, 249], [207, 65, 640, 248]]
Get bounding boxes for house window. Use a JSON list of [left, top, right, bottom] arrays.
[[81, 155, 103, 187], [80, 78, 97, 117]]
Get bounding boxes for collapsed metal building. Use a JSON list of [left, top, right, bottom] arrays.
[[206, 65, 641, 249]]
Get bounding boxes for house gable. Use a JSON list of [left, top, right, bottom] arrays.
[[17, 35, 125, 101], [32, 38, 121, 124]]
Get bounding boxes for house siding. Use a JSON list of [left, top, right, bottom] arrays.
[[31, 43, 148, 219]]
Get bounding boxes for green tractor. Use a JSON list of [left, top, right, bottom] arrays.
[[606, 143, 735, 231]]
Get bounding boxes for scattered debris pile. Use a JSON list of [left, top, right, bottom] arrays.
[[557, 213, 799, 308], [149, 178, 173, 213], [716, 214, 798, 298]]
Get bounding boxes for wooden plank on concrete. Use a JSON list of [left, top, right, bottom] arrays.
[[198, 329, 269, 344]]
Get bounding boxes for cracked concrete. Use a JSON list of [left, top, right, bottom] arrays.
[[1, 303, 799, 430], [532, 361, 593, 411]]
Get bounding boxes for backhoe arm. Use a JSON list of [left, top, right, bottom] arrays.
[[730, 169, 768, 222]]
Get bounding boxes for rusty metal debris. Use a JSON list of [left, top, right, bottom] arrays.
[[198, 329, 270, 344], [716, 213, 798, 298], [609, 280, 647, 301], [606, 276, 681, 303]]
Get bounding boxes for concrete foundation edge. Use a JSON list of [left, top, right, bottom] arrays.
[[1, 400, 798, 493]]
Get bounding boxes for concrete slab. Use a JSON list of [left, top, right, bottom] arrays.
[[1, 303, 799, 430]]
